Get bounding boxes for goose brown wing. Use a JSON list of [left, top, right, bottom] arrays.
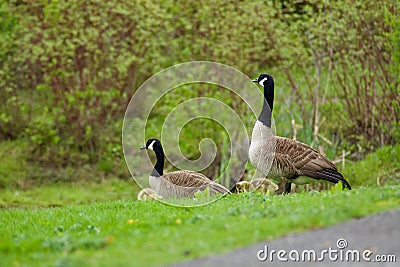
[[275, 137, 337, 173], [162, 171, 231, 194], [209, 181, 231, 194], [275, 137, 351, 189], [162, 171, 210, 188]]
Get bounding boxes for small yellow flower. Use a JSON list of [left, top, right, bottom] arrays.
[[127, 219, 139, 224], [175, 219, 182, 224]]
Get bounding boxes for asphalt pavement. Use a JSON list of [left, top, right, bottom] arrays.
[[168, 209, 400, 267]]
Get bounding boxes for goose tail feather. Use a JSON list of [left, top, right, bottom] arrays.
[[211, 182, 231, 195], [303, 169, 351, 190]]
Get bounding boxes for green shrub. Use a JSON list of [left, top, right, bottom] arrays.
[[272, 0, 399, 155], [0, 0, 398, 181], [0, 140, 28, 189]]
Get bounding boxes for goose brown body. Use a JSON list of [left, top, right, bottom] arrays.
[[255, 135, 349, 187], [142, 138, 231, 198], [150, 170, 231, 198], [250, 74, 351, 191]]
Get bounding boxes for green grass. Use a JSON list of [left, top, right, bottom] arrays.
[[1, 186, 399, 267], [0, 179, 138, 208], [341, 144, 400, 187], [0, 139, 137, 208], [2, 144, 398, 209], [0, 144, 399, 266]]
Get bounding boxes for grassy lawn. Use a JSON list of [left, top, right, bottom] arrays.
[[0, 145, 399, 266], [1, 185, 399, 267], [0, 179, 138, 209]]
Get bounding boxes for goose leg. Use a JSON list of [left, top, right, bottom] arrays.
[[284, 182, 292, 194], [274, 181, 286, 194]]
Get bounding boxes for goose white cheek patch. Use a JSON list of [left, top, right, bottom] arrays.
[[259, 77, 268, 87], [148, 140, 156, 151]]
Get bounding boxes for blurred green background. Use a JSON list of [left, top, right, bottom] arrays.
[[0, 0, 399, 206]]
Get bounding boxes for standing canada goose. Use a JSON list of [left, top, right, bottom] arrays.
[[137, 188, 163, 201], [235, 178, 278, 194], [249, 74, 351, 192], [140, 138, 231, 198]]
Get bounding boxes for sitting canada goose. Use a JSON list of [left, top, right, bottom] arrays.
[[249, 74, 351, 192], [137, 188, 163, 201], [235, 178, 278, 194], [140, 138, 231, 198]]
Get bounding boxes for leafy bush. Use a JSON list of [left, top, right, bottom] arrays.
[[272, 0, 399, 154], [342, 144, 400, 187], [0, 0, 398, 181], [1, 0, 171, 166], [0, 140, 27, 189], [0, 0, 284, 171]]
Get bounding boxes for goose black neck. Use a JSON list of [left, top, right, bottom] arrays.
[[258, 83, 274, 128], [151, 146, 164, 177]]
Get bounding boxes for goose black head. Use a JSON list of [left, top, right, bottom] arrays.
[[252, 73, 275, 126], [252, 73, 274, 88], [140, 138, 165, 177], [140, 138, 161, 151]]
